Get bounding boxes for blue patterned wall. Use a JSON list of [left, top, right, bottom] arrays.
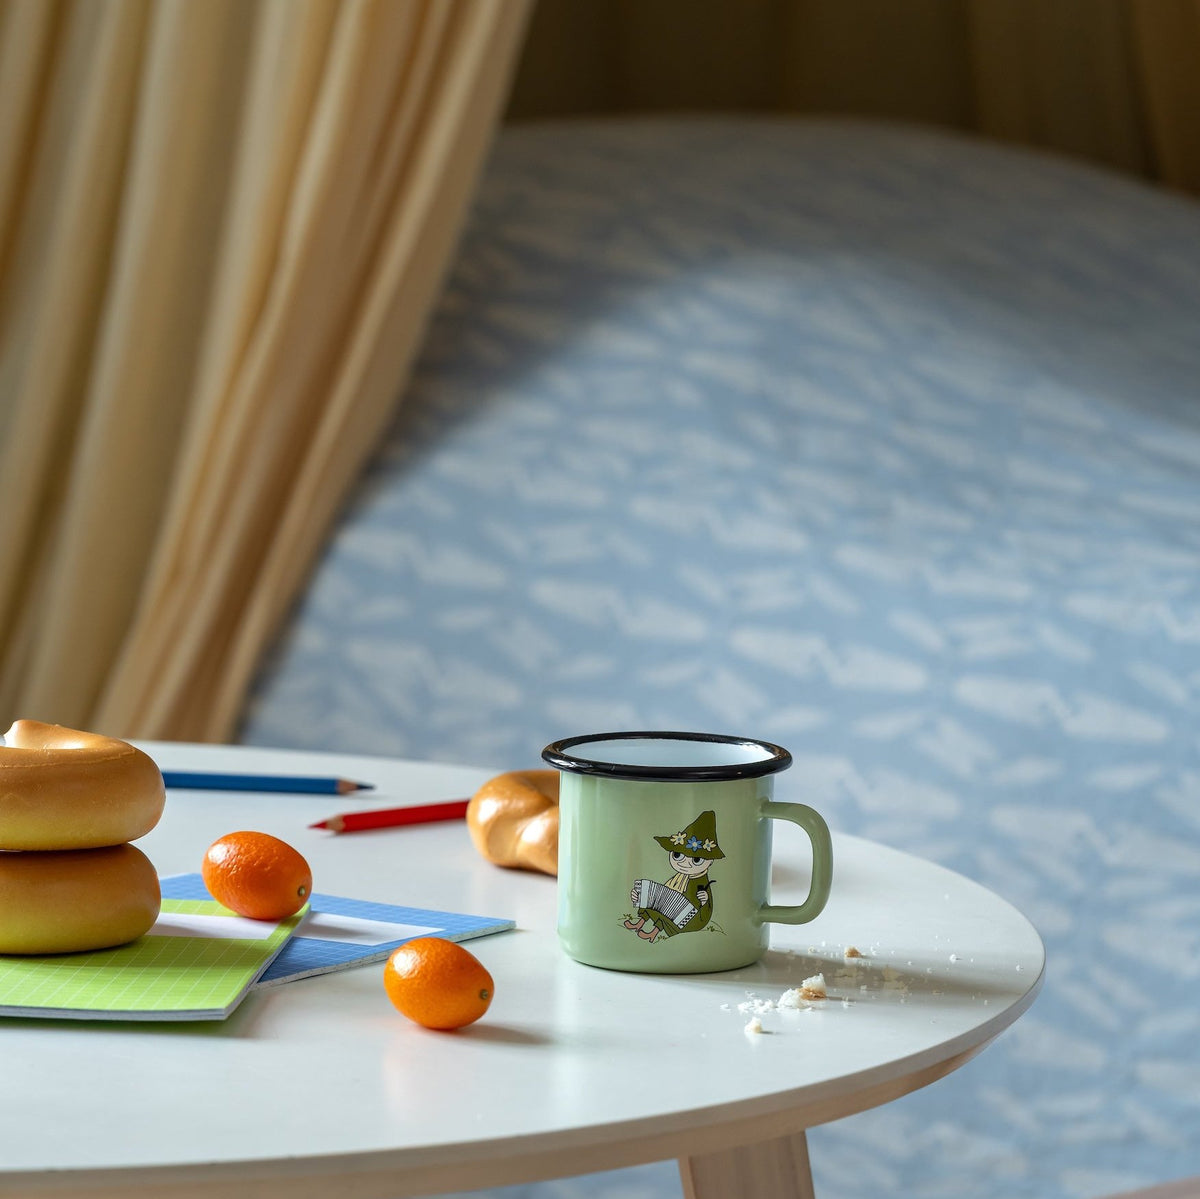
[[243, 119, 1200, 1199]]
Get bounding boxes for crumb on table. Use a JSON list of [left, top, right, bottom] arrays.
[[798, 972, 827, 1000]]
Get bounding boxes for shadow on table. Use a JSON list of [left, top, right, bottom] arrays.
[[628, 947, 1032, 1010]]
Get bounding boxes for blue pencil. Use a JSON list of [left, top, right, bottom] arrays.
[[161, 771, 373, 795]]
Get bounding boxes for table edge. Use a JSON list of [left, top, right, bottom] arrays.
[[1, 970, 1041, 1199]]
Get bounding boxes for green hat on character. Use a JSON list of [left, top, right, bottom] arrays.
[[654, 809, 724, 859]]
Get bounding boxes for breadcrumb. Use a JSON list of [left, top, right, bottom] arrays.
[[737, 995, 776, 1015], [798, 972, 827, 1000]]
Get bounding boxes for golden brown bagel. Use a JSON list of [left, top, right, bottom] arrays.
[[466, 769, 559, 876], [0, 843, 161, 954], [0, 720, 165, 850]]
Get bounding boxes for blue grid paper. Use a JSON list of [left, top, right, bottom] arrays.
[[159, 874, 514, 987]]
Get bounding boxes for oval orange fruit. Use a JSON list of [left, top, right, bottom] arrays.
[[383, 937, 494, 1030], [201, 831, 312, 920]]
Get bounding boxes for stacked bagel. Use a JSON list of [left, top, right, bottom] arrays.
[[0, 721, 165, 954]]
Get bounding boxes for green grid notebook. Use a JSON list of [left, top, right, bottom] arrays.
[[0, 899, 303, 1021]]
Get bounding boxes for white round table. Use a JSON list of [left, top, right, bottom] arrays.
[[1, 743, 1044, 1198]]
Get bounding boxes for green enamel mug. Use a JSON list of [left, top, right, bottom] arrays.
[[543, 731, 833, 974]]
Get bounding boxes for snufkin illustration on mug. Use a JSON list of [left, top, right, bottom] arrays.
[[545, 731, 833, 974], [625, 810, 724, 942]]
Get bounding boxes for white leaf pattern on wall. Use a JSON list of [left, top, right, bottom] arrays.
[[242, 119, 1200, 1199]]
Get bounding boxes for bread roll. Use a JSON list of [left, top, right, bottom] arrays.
[[0, 720, 165, 850], [0, 843, 161, 954], [466, 769, 559, 876]]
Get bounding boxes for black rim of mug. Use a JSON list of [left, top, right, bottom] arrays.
[[541, 730, 792, 781]]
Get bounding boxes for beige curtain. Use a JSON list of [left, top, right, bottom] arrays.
[[506, 0, 1200, 197], [0, 0, 531, 742]]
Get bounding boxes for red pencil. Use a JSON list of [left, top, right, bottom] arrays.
[[309, 798, 470, 834]]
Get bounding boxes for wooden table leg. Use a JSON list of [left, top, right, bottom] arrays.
[[679, 1129, 815, 1199]]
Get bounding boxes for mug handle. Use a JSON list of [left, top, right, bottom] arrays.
[[756, 801, 833, 926]]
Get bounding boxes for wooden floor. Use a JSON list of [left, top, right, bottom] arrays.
[[1106, 1182, 1200, 1199]]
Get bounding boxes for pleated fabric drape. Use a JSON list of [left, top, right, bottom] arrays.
[[0, 0, 531, 741]]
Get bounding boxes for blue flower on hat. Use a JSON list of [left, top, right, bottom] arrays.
[[654, 811, 724, 859]]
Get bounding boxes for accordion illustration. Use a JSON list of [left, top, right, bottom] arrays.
[[633, 878, 699, 928]]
